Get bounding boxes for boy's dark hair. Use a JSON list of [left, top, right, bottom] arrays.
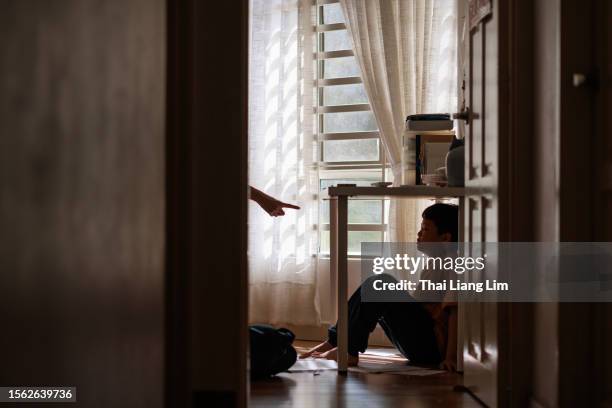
[[422, 203, 459, 242]]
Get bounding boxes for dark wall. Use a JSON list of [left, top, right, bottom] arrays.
[[0, 1, 166, 407]]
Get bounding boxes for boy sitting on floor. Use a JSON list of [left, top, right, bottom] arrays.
[[300, 203, 459, 372]]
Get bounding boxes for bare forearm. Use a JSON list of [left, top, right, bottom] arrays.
[[249, 186, 263, 202], [250, 186, 272, 205], [249, 185, 300, 217]]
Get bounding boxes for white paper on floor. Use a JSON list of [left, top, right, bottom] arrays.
[[360, 349, 404, 358], [288, 358, 338, 372], [288, 358, 445, 376]]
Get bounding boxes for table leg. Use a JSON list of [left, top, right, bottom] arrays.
[[337, 195, 348, 373], [329, 198, 338, 319]]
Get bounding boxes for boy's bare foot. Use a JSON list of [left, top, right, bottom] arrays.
[[312, 347, 359, 366], [299, 341, 333, 359]]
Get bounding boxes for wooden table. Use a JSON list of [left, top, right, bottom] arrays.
[[327, 185, 467, 372]]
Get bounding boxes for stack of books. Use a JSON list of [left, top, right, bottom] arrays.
[[405, 113, 453, 131]]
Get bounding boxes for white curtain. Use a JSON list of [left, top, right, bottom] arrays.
[[248, 0, 320, 326], [340, 0, 458, 242]]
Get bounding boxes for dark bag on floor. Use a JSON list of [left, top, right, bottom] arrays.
[[249, 324, 297, 379]]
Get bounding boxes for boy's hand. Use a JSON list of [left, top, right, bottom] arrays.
[[440, 358, 457, 372]]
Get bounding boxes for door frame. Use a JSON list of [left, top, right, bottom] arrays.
[[166, 1, 249, 407], [501, 0, 536, 405], [555, 0, 610, 406]]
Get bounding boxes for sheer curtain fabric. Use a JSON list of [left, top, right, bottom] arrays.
[[339, 0, 458, 242], [248, 0, 320, 326]]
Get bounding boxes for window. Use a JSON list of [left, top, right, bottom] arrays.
[[314, 1, 389, 256]]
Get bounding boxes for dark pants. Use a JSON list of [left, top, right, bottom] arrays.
[[327, 274, 441, 364]]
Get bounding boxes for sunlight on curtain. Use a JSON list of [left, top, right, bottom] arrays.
[[340, 0, 458, 242], [249, 0, 320, 326]]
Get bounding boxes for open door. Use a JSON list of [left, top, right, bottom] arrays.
[[459, 2, 501, 404], [457, 0, 510, 405], [458, 0, 535, 406]]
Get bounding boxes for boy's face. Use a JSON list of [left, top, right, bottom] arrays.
[[417, 218, 451, 244], [417, 218, 451, 255]]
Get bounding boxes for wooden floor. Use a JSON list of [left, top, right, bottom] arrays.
[[250, 342, 481, 408], [250, 370, 481, 408]]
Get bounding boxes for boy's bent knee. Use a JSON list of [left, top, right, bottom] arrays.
[[364, 273, 397, 285]]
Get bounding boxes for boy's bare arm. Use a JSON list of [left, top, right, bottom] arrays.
[[440, 306, 458, 372]]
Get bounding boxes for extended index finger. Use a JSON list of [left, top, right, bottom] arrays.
[[282, 202, 300, 210]]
